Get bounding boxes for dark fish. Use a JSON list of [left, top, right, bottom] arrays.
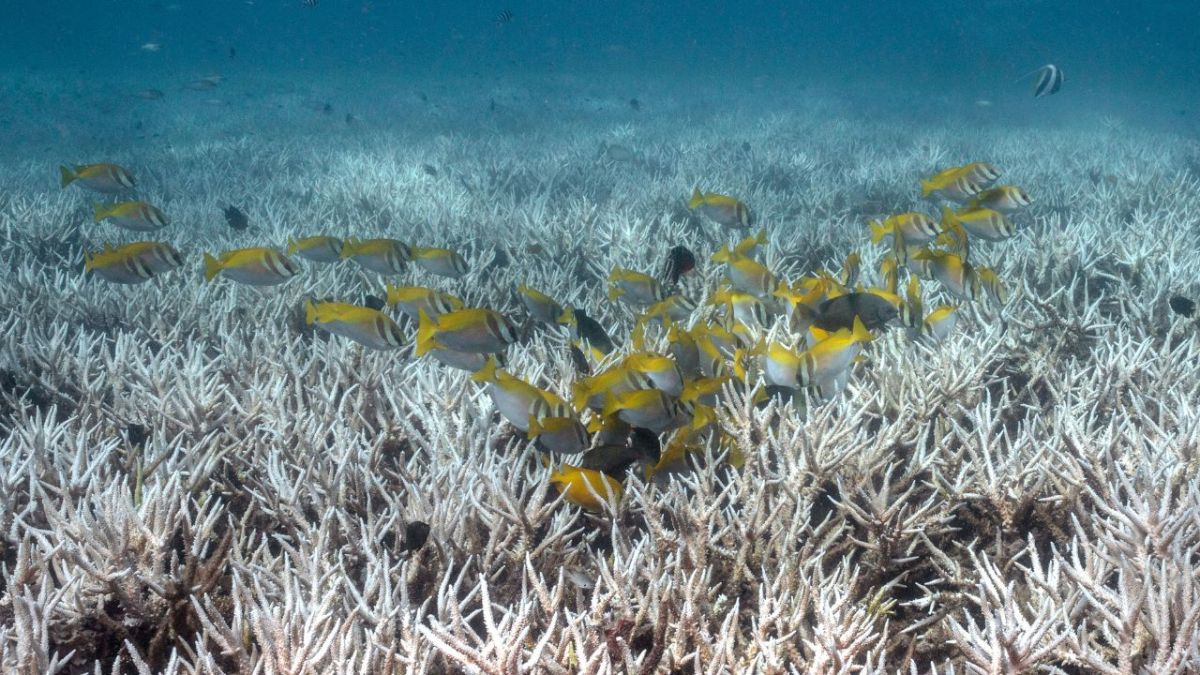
[[322, 102, 333, 114], [125, 423, 149, 447], [363, 294, 386, 311], [813, 293, 898, 332], [494, 9, 513, 25], [579, 428, 660, 478], [345, 113, 357, 125], [489, 98, 496, 113], [422, 164, 438, 177], [662, 245, 696, 288], [401, 521, 430, 553], [229, 47, 236, 59], [568, 343, 591, 375], [1170, 295, 1195, 318], [629, 98, 640, 111], [741, 141, 751, 153], [1031, 64, 1064, 98], [223, 205, 248, 231], [418, 91, 428, 103], [572, 308, 615, 355]]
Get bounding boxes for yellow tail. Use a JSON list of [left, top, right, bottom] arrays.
[[83, 252, 95, 272], [470, 355, 499, 383], [286, 238, 300, 255], [304, 299, 318, 326], [869, 219, 890, 244], [920, 178, 935, 197], [202, 253, 222, 282], [558, 305, 576, 326], [415, 310, 440, 356], [687, 187, 704, 209], [59, 165, 76, 188], [92, 203, 113, 223], [527, 415, 544, 440], [851, 316, 873, 344], [339, 238, 358, 259]]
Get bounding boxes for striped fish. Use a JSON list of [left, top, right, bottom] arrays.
[[411, 246, 469, 278], [203, 247, 299, 286], [305, 300, 406, 350], [287, 235, 343, 263], [495, 9, 513, 25], [1032, 64, 1064, 98], [341, 238, 411, 275], [61, 163, 136, 194], [84, 245, 155, 284], [93, 201, 168, 231]]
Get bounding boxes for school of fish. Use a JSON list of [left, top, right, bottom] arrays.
[[66, 159, 1028, 513]]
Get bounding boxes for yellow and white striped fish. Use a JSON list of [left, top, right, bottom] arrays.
[[287, 235, 343, 263], [416, 307, 516, 355], [341, 238, 411, 275], [93, 201, 168, 231], [411, 246, 469, 278], [305, 300, 406, 350], [203, 247, 299, 286], [60, 163, 136, 193], [385, 284, 464, 321], [966, 186, 1032, 213], [941, 207, 1015, 242], [84, 244, 155, 284]]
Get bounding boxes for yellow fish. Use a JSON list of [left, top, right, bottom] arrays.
[[341, 238, 411, 275], [60, 163, 135, 193], [203, 247, 299, 286], [472, 357, 552, 432], [966, 185, 1032, 213], [517, 285, 565, 325], [711, 247, 777, 300], [608, 268, 664, 307], [941, 206, 1015, 242], [93, 201, 168, 231], [572, 367, 654, 411], [549, 464, 622, 512], [305, 300, 406, 350], [107, 241, 183, 276], [640, 295, 697, 325], [411, 246, 469, 278], [758, 341, 802, 389], [416, 308, 516, 356], [528, 398, 588, 455], [84, 244, 156, 284], [622, 352, 684, 397], [711, 286, 773, 329], [869, 213, 941, 246], [385, 285, 463, 321], [287, 236, 343, 263], [913, 249, 980, 301], [688, 188, 753, 229], [602, 388, 710, 434], [921, 163, 999, 202], [922, 306, 959, 343], [977, 267, 1007, 306], [797, 317, 873, 387]]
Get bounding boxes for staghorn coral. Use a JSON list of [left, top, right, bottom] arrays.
[[0, 73, 1199, 673]]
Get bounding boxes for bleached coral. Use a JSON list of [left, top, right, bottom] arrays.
[[0, 73, 1198, 673]]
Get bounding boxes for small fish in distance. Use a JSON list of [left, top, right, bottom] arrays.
[[1030, 64, 1064, 98], [1169, 295, 1195, 318], [495, 9, 513, 25], [224, 205, 248, 230], [401, 521, 430, 553], [629, 98, 640, 112], [662, 245, 696, 288]]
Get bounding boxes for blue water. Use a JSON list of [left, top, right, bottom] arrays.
[[8, 1, 1199, 112]]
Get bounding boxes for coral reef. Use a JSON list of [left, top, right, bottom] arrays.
[[1, 74, 1199, 673]]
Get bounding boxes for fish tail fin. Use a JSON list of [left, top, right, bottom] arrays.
[[939, 205, 957, 228], [869, 219, 890, 244], [384, 283, 400, 306], [557, 305, 576, 327], [852, 316, 873, 343], [286, 238, 300, 255], [687, 187, 704, 209], [339, 238, 357, 259], [415, 310, 441, 357], [527, 415, 543, 439], [711, 245, 732, 263], [919, 178, 935, 197], [470, 355, 499, 383], [753, 229, 767, 247], [92, 203, 113, 223], [83, 252, 95, 272], [59, 165, 76, 188], [304, 299, 317, 326], [606, 285, 623, 302], [571, 381, 592, 411], [600, 393, 621, 419], [202, 253, 222, 282]]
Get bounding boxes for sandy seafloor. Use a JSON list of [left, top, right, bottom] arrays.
[[1, 68, 1200, 673]]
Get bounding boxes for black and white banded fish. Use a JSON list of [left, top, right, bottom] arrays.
[[1031, 64, 1064, 98], [495, 9, 513, 25]]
